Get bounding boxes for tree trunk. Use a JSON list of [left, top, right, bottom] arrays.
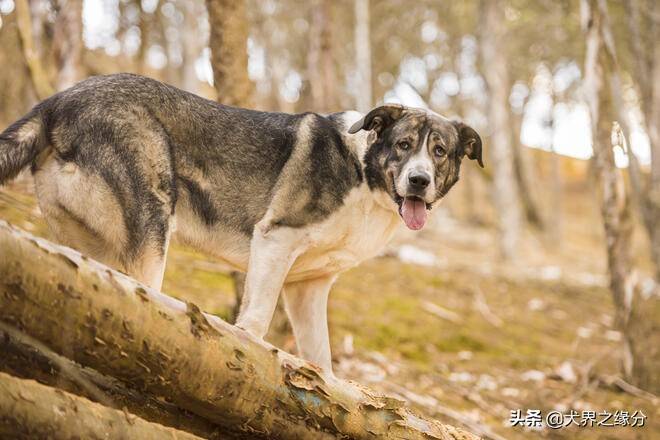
[[308, 0, 336, 112], [0, 220, 477, 440], [624, 0, 660, 281], [137, 4, 153, 74], [547, 93, 563, 245], [582, 0, 660, 393], [510, 107, 544, 230], [0, 322, 224, 439], [52, 0, 84, 90], [179, 0, 203, 94], [15, 0, 54, 99], [648, 37, 660, 281], [547, 147, 563, 245], [0, 10, 35, 127], [354, 0, 372, 113], [0, 372, 204, 440], [479, 0, 521, 260], [206, 0, 253, 106]]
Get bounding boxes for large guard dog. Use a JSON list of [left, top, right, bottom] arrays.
[[0, 74, 482, 373]]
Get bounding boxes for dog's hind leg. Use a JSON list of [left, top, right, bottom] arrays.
[[34, 156, 128, 271], [33, 118, 176, 292], [282, 275, 336, 373], [128, 219, 173, 291], [35, 158, 173, 291]]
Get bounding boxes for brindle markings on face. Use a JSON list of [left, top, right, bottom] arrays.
[[382, 111, 464, 207], [394, 116, 436, 203], [424, 113, 463, 201], [426, 115, 463, 200], [384, 114, 423, 199]]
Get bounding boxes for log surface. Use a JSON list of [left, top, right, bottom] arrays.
[[0, 321, 225, 439], [0, 371, 202, 439], [0, 220, 479, 440]]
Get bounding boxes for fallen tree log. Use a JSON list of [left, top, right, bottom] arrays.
[[0, 371, 203, 439], [0, 220, 478, 440], [0, 321, 225, 439]]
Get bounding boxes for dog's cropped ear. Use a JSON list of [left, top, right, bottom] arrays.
[[453, 121, 484, 168], [348, 104, 405, 135]]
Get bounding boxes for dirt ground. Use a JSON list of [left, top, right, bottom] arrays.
[[1, 167, 658, 439]]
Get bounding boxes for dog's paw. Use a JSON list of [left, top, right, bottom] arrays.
[[234, 319, 266, 340]]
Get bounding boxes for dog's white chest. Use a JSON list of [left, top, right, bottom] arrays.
[[287, 186, 400, 282]]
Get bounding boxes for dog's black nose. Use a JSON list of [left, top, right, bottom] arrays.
[[408, 171, 431, 189]]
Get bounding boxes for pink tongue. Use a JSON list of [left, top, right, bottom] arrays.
[[401, 197, 428, 230]]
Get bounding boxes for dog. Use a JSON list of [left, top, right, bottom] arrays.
[[0, 73, 482, 373]]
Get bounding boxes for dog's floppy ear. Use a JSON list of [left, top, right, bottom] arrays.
[[348, 104, 405, 135], [454, 121, 484, 168]]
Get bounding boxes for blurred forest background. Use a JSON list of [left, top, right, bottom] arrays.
[[0, 0, 658, 438]]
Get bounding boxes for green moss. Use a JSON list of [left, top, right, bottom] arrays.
[[435, 333, 486, 352]]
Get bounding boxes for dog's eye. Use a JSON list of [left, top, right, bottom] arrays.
[[397, 141, 410, 151], [434, 145, 446, 157]]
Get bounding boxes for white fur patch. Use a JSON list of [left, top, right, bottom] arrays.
[[285, 184, 400, 282], [16, 120, 40, 144], [396, 132, 435, 203], [338, 111, 372, 160]]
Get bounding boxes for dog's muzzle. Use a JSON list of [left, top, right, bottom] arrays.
[[394, 169, 433, 231]]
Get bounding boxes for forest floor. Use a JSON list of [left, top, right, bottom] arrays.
[[0, 175, 658, 440]]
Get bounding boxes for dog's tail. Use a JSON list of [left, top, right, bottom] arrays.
[[0, 106, 47, 185]]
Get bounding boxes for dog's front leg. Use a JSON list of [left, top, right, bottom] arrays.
[[235, 223, 305, 339], [282, 275, 336, 373]]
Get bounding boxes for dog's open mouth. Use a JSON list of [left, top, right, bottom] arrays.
[[396, 195, 429, 231]]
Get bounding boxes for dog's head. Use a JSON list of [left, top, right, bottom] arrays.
[[349, 104, 483, 230]]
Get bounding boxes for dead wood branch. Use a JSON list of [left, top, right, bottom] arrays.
[[598, 375, 660, 405], [421, 301, 463, 324], [472, 287, 503, 328]]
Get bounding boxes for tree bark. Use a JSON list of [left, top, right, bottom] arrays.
[[479, 0, 522, 260], [179, 0, 203, 94], [0, 322, 224, 439], [15, 0, 54, 99], [52, 0, 84, 90], [582, 0, 660, 393], [0, 10, 35, 128], [547, 92, 563, 245], [137, 3, 153, 74], [206, 0, 253, 106], [308, 0, 336, 112], [0, 220, 477, 440], [510, 107, 544, 230], [0, 372, 204, 440], [623, 0, 660, 281], [354, 0, 372, 113]]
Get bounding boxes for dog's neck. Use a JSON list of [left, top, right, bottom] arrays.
[[337, 112, 399, 215], [351, 143, 399, 214]]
